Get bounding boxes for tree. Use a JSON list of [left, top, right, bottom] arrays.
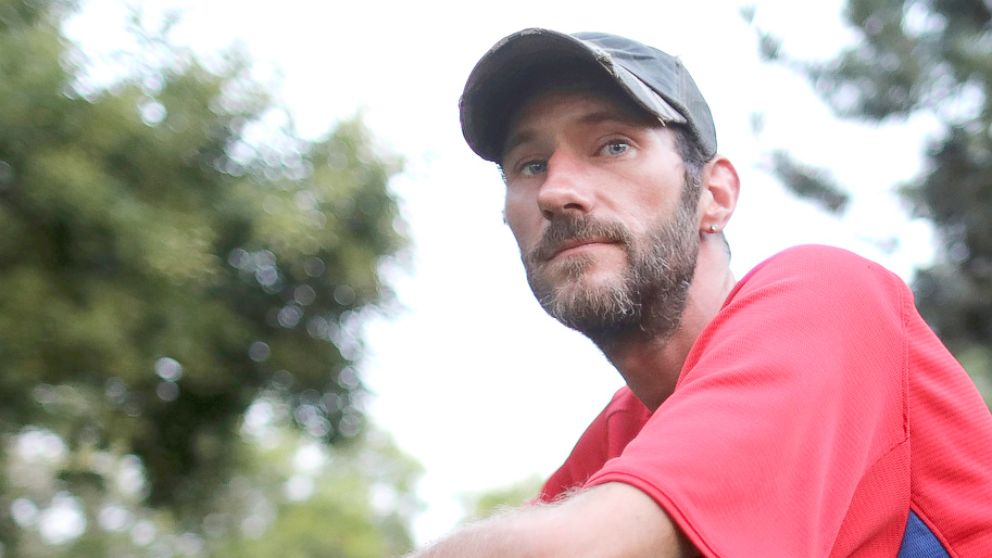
[[4, 406, 422, 558], [207, 417, 421, 558], [747, 0, 992, 401], [0, 0, 407, 552]]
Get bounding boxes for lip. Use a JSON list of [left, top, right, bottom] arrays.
[[547, 239, 616, 261]]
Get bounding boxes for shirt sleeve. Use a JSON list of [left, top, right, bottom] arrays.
[[539, 387, 651, 502], [584, 246, 911, 557]]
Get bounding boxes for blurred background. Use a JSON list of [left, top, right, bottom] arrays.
[[1, 0, 989, 556]]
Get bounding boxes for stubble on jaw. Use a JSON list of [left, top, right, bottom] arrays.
[[524, 216, 639, 333], [522, 188, 700, 349]]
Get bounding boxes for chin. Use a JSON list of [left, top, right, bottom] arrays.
[[556, 273, 628, 307], [566, 267, 625, 293]]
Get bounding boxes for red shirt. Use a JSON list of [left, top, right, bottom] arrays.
[[539, 246, 992, 557]]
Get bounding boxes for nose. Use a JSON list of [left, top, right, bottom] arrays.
[[536, 150, 594, 220]]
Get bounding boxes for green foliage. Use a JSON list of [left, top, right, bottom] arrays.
[[207, 424, 421, 558], [0, 0, 410, 553], [461, 476, 543, 523], [750, 0, 992, 396], [4, 415, 422, 558], [769, 151, 850, 213]]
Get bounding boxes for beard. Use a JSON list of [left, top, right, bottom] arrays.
[[523, 184, 700, 347]]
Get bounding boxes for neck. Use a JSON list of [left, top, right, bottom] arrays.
[[599, 235, 736, 411]]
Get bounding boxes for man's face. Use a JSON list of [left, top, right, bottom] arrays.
[[501, 89, 701, 343]]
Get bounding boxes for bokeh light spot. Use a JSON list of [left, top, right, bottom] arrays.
[[293, 284, 316, 306], [255, 266, 279, 287], [105, 378, 127, 405], [177, 532, 205, 556], [116, 455, 146, 497], [303, 257, 325, 278], [285, 475, 314, 501], [15, 428, 66, 462], [336, 367, 360, 390], [130, 519, 156, 547], [227, 248, 249, 269], [273, 370, 295, 389], [338, 413, 361, 438], [277, 305, 303, 328], [38, 493, 86, 545], [98, 504, 131, 532], [322, 392, 343, 413], [138, 100, 166, 125], [333, 285, 356, 306], [10, 498, 38, 528], [154, 357, 183, 382], [156, 381, 180, 402], [248, 341, 270, 362]]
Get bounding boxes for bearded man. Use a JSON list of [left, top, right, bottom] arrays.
[[410, 29, 992, 557]]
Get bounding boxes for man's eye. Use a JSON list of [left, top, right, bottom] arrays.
[[601, 141, 630, 156], [520, 160, 547, 177]]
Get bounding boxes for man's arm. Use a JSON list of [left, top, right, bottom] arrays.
[[408, 482, 696, 558]]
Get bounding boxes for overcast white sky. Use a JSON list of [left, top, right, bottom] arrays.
[[70, 0, 941, 545]]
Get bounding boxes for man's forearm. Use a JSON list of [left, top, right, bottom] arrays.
[[409, 504, 560, 558], [406, 483, 694, 558]]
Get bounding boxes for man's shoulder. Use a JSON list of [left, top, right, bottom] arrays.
[[754, 243, 888, 273], [738, 244, 904, 295], [716, 244, 910, 332]]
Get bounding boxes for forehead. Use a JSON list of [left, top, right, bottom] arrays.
[[502, 88, 661, 157]]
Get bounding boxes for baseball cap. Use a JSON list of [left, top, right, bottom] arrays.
[[459, 28, 717, 163]]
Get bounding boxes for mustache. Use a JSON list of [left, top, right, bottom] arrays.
[[527, 216, 633, 264]]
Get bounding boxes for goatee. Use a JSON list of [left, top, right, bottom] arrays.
[[523, 191, 699, 347]]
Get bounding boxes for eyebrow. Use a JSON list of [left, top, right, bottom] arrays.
[[501, 110, 657, 161]]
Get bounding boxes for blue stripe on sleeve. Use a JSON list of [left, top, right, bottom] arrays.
[[897, 510, 949, 558]]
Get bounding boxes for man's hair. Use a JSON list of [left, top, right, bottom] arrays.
[[671, 125, 707, 192], [671, 125, 731, 257]]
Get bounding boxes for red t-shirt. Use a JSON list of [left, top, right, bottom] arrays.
[[539, 246, 992, 557]]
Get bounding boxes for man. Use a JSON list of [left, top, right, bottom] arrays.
[[413, 28, 992, 557]]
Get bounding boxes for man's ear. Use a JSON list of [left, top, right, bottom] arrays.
[[697, 156, 740, 233]]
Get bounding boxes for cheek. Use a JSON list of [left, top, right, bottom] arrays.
[[503, 195, 539, 251]]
